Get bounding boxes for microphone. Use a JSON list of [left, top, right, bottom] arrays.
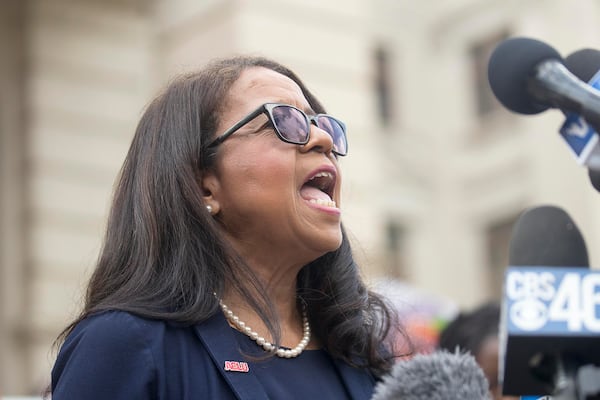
[[589, 170, 600, 192], [371, 350, 490, 400], [487, 37, 600, 130], [500, 205, 600, 399], [507, 205, 588, 268], [565, 49, 600, 83], [563, 48, 600, 190]]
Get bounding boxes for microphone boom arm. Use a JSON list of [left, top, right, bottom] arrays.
[[531, 60, 600, 132]]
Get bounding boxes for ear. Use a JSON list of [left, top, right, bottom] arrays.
[[201, 170, 221, 215]]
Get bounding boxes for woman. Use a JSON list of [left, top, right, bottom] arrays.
[[50, 56, 406, 399]]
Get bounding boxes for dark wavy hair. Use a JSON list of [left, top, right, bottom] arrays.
[[55, 55, 405, 376], [438, 302, 500, 356]]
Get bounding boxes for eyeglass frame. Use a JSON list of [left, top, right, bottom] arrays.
[[206, 102, 348, 156]]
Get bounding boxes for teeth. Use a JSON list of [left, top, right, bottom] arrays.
[[309, 198, 337, 208], [311, 172, 333, 180]]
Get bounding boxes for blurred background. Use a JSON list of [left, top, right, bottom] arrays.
[[2, 0, 600, 396]]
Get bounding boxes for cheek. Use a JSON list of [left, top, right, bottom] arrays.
[[221, 147, 297, 199]]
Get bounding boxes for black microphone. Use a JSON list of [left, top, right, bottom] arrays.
[[371, 350, 490, 400], [564, 48, 600, 191], [487, 37, 600, 130], [589, 169, 600, 192], [507, 205, 588, 268], [500, 205, 600, 399], [565, 49, 600, 83]]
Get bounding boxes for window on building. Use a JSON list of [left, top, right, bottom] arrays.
[[385, 219, 406, 278], [486, 214, 519, 300], [470, 30, 510, 117], [373, 45, 395, 127]]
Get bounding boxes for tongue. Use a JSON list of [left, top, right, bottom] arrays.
[[300, 185, 332, 202]]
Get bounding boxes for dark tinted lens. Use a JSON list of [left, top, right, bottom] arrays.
[[272, 106, 309, 144], [316, 116, 347, 155]]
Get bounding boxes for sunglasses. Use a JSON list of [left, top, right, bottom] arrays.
[[207, 103, 348, 156]]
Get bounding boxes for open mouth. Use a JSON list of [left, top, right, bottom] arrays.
[[300, 170, 337, 208]]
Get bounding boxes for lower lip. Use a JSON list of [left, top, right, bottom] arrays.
[[305, 199, 341, 216]]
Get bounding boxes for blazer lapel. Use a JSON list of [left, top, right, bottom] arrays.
[[194, 313, 270, 400], [334, 358, 376, 400], [196, 312, 376, 400]]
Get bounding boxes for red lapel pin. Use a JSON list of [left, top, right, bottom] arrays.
[[224, 360, 250, 373]]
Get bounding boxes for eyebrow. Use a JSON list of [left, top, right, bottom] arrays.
[[272, 99, 315, 116]]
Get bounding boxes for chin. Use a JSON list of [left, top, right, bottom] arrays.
[[297, 224, 343, 259], [316, 232, 343, 254]]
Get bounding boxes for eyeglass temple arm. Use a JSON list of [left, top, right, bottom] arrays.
[[208, 106, 267, 148]]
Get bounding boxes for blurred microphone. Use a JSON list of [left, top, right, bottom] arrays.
[[507, 205, 588, 267], [488, 37, 600, 130], [565, 49, 600, 83], [371, 350, 490, 400], [500, 205, 600, 399], [589, 170, 600, 192], [562, 48, 600, 190]]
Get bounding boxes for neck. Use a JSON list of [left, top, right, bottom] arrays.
[[218, 245, 316, 349], [222, 289, 299, 338]]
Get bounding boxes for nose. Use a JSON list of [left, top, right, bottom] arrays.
[[300, 122, 334, 155]]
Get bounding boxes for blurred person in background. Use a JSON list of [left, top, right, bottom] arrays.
[[438, 301, 518, 400], [48, 55, 409, 399], [374, 278, 457, 355]]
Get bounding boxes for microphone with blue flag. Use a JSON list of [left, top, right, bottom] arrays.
[[563, 48, 600, 192], [487, 37, 600, 192]]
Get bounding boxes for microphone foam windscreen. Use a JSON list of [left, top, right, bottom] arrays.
[[508, 205, 588, 267], [488, 37, 562, 115], [371, 350, 490, 400]]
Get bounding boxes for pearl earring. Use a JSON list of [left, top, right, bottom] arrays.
[[206, 204, 213, 214]]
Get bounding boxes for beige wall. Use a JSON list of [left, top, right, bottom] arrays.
[[1, 0, 28, 394], [1, 0, 158, 393], [2, 0, 600, 395], [367, 0, 600, 305]]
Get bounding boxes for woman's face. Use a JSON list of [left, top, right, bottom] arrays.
[[202, 67, 343, 270]]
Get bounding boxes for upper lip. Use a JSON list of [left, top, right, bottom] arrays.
[[302, 166, 337, 199]]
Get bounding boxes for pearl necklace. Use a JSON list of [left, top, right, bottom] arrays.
[[218, 299, 311, 358]]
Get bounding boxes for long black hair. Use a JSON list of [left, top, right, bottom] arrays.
[[55, 56, 406, 375]]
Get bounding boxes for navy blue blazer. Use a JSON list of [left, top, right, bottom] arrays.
[[51, 310, 376, 399]]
